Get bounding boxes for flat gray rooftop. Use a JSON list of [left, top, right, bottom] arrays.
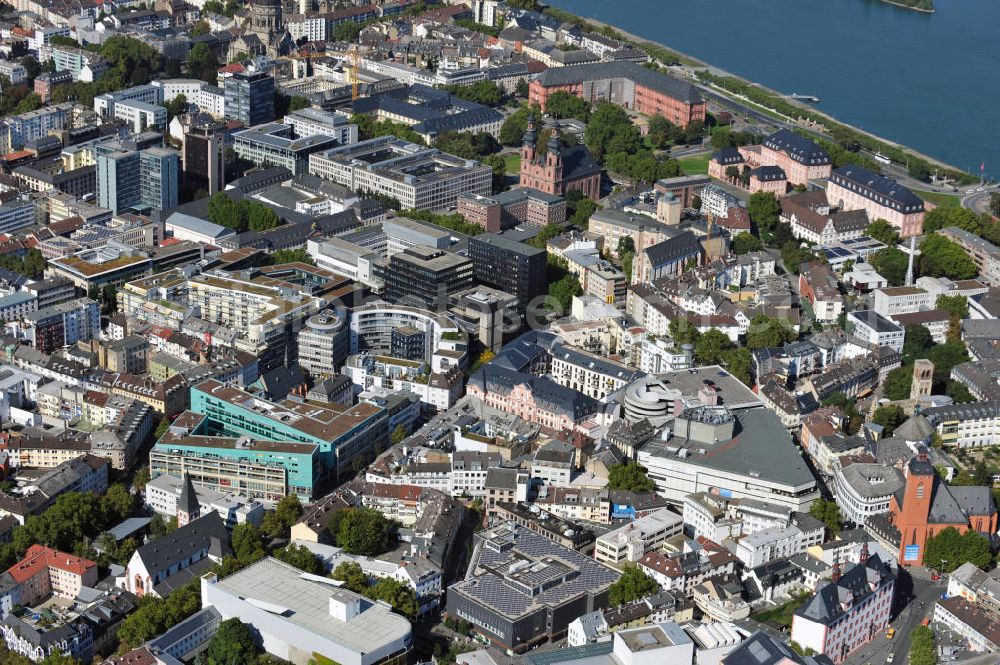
[[213, 557, 411, 651]]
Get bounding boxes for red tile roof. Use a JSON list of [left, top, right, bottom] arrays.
[[2, 150, 33, 162], [6, 544, 96, 583], [48, 216, 86, 236]]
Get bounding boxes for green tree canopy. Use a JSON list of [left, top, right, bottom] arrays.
[[745, 313, 795, 350], [267, 248, 315, 266], [865, 219, 899, 245], [872, 404, 906, 437], [207, 192, 282, 233], [391, 424, 407, 445], [0, 248, 47, 279], [946, 381, 974, 404], [608, 563, 659, 606], [334, 21, 362, 42], [498, 105, 542, 146], [869, 246, 909, 287], [731, 232, 763, 255], [434, 131, 499, 159], [883, 365, 914, 401], [261, 494, 303, 538], [709, 126, 758, 150], [922, 205, 981, 234], [274, 543, 324, 575], [607, 462, 655, 492], [909, 625, 937, 665], [333, 507, 394, 556], [543, 90, 591, 121], [200, 617, 258, 665], [526, 223, 564, 249], [723, 347, 753, 386], [231, 523, 266, 565], [935, 294, 969, 320], [923, 526, 991, 573], [919, 235, 977, 280], [695, 329, 735, 365], [584, 101, 642, 162], [442, 80, 506, 107], [187, 42, 218, 84], [924, 340, 970, 386], [902, 325, 933, 359], [669, 316, 700, 346], [371, 577, 418, 619], [100, 35, 162, 86], [821, 393, 862, 434], [332, 561, 369, 593], [747, 191, 782, 239], [118, 582, 201, 649], [808, 499, 842, 538]]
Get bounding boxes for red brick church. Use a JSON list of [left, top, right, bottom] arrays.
[[886, 447, 997, 566], [519, 121, 601, 201]]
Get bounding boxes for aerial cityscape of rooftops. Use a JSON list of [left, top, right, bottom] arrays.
[[1, 0, 1000, 664]]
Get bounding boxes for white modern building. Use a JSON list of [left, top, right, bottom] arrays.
[[165, 213, 236, 245], [872, 286, 934, 317], [309, 136, 491, 211], [735, 525, 809, 568], [833, 462, 904, 527], [144, 473, 264, 527], [567, 611, 610, 647], [152, 79, 226, 117], [847, 310, 904, 353], [284, 107, 358, 144], [593, 508, 684, 565], [637, 407, 820, 512], [922, 402, 1000, 450], [682, 492, 743, 544], [201, 557, 412, 665]]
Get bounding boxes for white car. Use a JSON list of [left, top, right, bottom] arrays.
[[966, 189, 976, 194], [886, 653, 895, 664]]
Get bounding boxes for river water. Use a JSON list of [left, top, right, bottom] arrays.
[[551, 0, 1000, 176]]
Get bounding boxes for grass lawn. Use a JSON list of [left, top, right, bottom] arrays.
[[915, 189, 960, 208], [503, 154, 521, 174], [751, 591, 812, 628], [677, 152, 711, 175]]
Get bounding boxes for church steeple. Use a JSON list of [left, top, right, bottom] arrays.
[[177, 473, 200, 527], [522, 119, 537, 149]]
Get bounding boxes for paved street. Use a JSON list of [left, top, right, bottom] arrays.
[[684, 69, 1000, 213], [842, 569, 944, 665], [961, 186, 999, 215]]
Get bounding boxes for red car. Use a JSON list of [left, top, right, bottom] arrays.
[[931, 574, 941, 581]]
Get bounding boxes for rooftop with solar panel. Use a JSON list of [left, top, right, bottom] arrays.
[[448, 522, 619, 630]]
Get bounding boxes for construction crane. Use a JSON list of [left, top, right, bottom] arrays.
[[349, 49, 360, 101]]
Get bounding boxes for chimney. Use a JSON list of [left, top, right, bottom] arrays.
[[859, 542, 870, 565], [831, 562, 841, 583]]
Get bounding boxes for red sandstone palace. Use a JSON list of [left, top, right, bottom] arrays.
[[529, 62, 706, 129]]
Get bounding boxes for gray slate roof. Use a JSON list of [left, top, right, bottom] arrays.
[[796, 553, 893, 625], [134, 511, 230, 575], [535, 61, 702, 104]]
